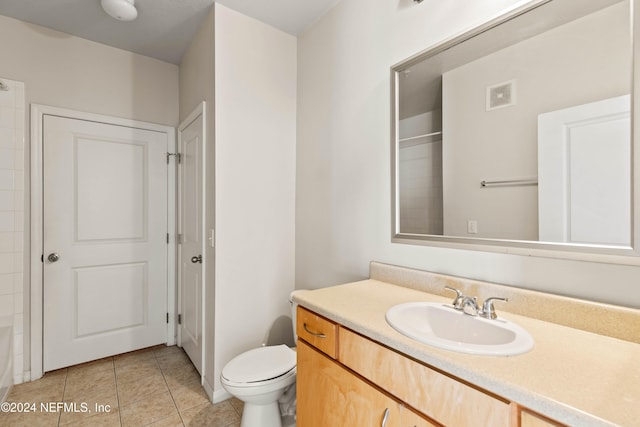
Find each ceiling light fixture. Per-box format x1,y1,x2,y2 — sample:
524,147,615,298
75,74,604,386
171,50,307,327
101,0,138,21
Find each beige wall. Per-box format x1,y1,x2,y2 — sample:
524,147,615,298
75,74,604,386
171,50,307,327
179,8,215,124
296,0,640,308
0,14,179,378
178,6,216,396
0,15,179,126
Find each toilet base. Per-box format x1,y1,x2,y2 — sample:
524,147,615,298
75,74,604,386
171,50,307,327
240,401,282,427
282,414,296,427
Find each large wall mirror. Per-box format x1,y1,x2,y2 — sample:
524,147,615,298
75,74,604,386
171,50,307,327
391,0,640,262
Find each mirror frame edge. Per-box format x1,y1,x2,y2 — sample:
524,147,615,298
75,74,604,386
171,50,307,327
390,0,640,267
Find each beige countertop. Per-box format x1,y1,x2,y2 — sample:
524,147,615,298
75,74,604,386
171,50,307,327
293,279,640,427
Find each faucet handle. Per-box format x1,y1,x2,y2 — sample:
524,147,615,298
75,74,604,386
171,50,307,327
444,286,465,309
480,297,508,319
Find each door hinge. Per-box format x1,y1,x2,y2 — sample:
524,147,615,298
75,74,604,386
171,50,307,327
166,312,169,324
41,254,44,263
166,233,170,244
166,152,181,164
178,314,182,325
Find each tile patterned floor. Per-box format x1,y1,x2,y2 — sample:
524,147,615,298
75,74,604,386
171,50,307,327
0,345,243,427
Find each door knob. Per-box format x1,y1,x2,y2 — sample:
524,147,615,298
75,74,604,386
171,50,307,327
47,253,60,263
190,255,202,264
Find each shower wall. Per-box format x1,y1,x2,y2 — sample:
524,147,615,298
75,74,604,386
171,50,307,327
0,77,25,385
398,110,443,235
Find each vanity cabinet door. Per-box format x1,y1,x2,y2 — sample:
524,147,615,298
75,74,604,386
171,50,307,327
520,409,566,427
339,327,511,427
297,340,403,427
401,405,439,427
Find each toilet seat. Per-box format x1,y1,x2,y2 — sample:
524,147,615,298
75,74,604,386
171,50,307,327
222,344,296,385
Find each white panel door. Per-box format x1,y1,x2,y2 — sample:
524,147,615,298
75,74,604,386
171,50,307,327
538,95,631,246
43,115,168,371
178,104,205,375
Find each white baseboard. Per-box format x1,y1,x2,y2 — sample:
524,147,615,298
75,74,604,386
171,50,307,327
203,377,232,404
202,377,214,402
212,388,232,404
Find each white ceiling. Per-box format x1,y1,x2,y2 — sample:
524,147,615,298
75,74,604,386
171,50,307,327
0,0,340,65
216,0,341,35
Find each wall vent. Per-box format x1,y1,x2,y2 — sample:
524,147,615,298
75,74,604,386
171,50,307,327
486,80,516,111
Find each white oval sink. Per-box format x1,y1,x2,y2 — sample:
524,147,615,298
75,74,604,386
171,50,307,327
386,302,534,356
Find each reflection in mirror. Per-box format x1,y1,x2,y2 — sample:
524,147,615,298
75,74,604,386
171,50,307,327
393,0,635,254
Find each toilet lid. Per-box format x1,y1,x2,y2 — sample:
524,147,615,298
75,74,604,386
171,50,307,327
222,344,296,383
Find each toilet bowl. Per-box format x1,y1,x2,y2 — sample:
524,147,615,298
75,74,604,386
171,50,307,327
221,291,304,427
221,345,296,427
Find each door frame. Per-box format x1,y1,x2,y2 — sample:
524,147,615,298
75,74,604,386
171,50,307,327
177,101,207,380
30,104,177,381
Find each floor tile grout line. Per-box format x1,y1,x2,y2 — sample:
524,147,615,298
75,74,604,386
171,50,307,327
116,351,168,426
161,348,210,416
155,348,186,426
112,356,123,427
59,357,119,427
57,368,69,427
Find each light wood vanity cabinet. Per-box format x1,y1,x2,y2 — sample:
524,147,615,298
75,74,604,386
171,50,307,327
297,340,436,427
519,410,566,427
297,306,567,427
339,327,511,426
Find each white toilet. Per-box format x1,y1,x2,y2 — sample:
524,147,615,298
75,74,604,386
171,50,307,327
221,291,303,427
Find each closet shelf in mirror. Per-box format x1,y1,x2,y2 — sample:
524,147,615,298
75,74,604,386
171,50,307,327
398,131,442,146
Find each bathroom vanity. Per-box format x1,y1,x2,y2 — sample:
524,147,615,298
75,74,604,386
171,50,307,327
294,0,640,423
294,263,640,427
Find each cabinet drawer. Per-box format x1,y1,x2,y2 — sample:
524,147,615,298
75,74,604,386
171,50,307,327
339,327,511,427
296,306,338,358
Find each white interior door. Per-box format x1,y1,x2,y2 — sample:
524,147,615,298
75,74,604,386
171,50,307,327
538,95,631,246
178,103,206,375
43,115,169,371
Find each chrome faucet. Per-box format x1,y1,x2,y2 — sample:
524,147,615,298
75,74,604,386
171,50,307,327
444,286,508,319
